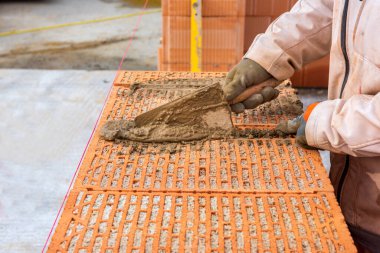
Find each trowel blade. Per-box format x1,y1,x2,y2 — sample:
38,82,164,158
125,82,235,142
124,83,234,141
134,82,233,130
100,82,235,142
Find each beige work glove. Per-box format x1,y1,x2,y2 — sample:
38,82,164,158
223,58,279,113
276,102,320,149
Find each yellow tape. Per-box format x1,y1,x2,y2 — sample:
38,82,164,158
0,9,161,38
190,0,202,72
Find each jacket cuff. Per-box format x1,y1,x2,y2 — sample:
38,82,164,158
305,101,333,149
244,34,296,81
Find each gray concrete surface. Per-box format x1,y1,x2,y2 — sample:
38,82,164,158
0,69,114,252
0,0,162,70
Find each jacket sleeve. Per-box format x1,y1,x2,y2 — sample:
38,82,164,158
306,94,380,157
245,0,334,81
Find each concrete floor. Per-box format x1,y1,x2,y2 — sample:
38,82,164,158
0,0,161,70
0,1,329,252
0,69,115,252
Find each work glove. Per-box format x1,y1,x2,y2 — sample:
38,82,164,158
276,102,320,149
223,58,279,113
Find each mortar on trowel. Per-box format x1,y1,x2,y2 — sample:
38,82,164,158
100,78,281,143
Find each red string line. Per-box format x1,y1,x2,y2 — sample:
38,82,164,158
41,0,150,251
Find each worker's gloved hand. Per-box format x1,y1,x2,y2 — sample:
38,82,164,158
223,58,279,113
276,102,320,149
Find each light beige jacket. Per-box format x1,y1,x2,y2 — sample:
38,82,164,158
246,0,380,243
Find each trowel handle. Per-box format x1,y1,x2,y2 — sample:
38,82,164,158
230,78,282,105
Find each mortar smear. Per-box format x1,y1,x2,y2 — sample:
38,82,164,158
101,83,234,142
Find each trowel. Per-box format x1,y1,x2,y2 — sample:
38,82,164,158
101,78,280,142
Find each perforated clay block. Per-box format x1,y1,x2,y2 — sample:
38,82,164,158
49,191,354,253
75,139,333,194
113,71,302,126
48,72,356,253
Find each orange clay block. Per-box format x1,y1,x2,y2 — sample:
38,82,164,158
162,16,245,65
158,62,237,72
47,72,355,252
157,47,164,71
291,55,330,88
111,72,301,125
246,0,294,17
74,138,334,193
162,0,249,17
49,191,355,252
244,16,273,52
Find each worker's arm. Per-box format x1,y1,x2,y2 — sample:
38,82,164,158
245,0,333,81
306,94,380,157
224,0,334,112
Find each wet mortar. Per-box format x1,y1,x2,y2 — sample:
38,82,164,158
101,82,236,142
101,81,299,143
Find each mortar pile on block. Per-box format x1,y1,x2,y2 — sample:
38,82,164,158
48,71,356,252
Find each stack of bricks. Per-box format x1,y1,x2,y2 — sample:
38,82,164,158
159,0,330,88
159,0,247,72
47,71,355,252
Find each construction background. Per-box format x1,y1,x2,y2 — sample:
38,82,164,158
0,0,345,252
